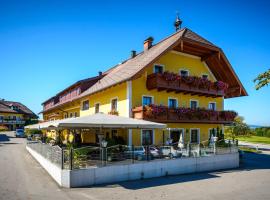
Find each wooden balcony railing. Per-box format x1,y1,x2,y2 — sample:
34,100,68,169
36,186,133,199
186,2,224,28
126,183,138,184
146,72,228,97
132,105,237,124
0,119,25,124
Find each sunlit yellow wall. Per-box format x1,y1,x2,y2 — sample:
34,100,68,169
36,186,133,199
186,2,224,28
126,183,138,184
131,51,224,144
0,113,24,118
43,101,80,121
80,82,128,117
132,51,223,110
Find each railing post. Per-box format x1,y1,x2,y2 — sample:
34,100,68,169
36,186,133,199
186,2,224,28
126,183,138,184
170,144,172,159
61,148,64,170
132,145,135,164
69,148,73,170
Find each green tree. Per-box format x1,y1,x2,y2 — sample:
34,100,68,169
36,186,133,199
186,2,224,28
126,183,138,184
225,116,251,138
254,69,270,90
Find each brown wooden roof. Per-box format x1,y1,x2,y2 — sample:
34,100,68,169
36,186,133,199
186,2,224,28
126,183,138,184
80,28,247,98
0,100,38,118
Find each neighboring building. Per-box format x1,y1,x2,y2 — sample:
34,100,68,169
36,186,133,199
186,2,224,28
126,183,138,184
0,99,38,131
41,19,247,146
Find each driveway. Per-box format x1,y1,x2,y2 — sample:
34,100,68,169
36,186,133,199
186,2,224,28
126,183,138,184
1,131,270,200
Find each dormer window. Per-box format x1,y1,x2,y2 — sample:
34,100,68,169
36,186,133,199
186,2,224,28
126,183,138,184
180,70,189,77
154,65,164,74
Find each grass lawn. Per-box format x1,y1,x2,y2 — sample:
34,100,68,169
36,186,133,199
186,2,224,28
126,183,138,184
236,135,270,145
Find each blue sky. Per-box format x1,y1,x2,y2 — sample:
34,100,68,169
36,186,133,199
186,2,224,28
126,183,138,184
0,0,269,125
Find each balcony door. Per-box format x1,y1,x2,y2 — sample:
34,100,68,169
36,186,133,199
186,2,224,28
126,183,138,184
170,129,184,144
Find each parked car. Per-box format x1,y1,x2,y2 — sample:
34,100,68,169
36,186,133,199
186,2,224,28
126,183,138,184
123,146,146,160
15,129,25,138
159,146,182,158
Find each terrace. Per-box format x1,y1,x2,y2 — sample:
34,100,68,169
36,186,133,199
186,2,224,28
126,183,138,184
25,113,239,188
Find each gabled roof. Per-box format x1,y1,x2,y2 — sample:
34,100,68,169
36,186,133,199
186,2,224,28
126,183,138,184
80,28,247,98
0,100,38,118
80,29,186,97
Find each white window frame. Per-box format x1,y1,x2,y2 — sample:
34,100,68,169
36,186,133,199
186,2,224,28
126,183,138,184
190,128,200,144
141,129,155,145
82,100,89,111
179,69,190,76
153,64,165,73
94,102,100,113
168,97,178,108
110,97,118,111
190,99,199,109
142,95,154,106
208,102,217,111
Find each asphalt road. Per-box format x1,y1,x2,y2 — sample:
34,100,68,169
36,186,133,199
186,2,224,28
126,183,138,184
1,131,270,200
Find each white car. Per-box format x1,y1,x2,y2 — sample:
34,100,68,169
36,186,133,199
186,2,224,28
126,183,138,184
159,146,182,158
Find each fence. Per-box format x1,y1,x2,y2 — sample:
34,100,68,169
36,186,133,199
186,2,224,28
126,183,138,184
27,141,63,168
27,140,238,170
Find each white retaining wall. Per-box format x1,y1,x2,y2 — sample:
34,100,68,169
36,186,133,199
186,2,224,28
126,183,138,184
26,145,239,188
68,153,239,187
26,146,62,185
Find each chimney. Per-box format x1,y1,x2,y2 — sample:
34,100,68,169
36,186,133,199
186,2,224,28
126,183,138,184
98,71,102,76
131,50,136,58
144,37,154,51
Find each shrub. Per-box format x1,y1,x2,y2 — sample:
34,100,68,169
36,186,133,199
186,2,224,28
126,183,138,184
0,125,8,132
25,129,43,136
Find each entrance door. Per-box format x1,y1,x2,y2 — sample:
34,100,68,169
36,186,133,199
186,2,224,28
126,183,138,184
171,131,180,144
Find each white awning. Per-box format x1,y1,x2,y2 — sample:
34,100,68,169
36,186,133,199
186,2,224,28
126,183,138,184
25,113,166,130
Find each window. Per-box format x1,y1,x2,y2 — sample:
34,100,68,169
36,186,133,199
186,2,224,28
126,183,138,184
111,130,117,138
64,113,68,119
142,96,153,106
168,98,177,108
209,102,216,111
190,129,199,143
142,130,153,145
74,112,78,117
13,116,16,120
190,100,198,109
82,100,89,110
69,113,73,118
154,65,164,73
180,70,189,77
111,98,118,111
0,116,3,120
95,103,100,113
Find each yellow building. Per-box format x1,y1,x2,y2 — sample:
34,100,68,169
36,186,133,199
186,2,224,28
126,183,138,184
0,99,38,131
42,23,247,146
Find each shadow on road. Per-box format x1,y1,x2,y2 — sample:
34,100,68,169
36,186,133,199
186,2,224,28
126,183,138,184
241,152,270,170
84,172,220,190
0,134,11,142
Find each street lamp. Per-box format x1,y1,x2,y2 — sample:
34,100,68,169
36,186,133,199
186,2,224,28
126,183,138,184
101,139,108,166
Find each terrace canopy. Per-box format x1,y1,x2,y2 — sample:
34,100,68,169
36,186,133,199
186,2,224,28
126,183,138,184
25,113,166,130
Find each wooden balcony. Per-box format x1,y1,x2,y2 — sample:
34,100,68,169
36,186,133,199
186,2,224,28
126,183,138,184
0,119,25,124
146,73,228,97
132,105,236,124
